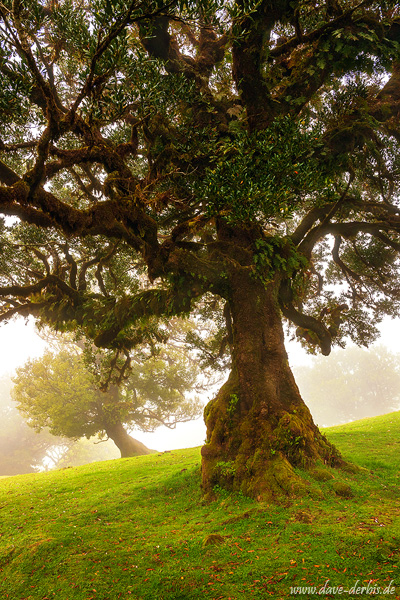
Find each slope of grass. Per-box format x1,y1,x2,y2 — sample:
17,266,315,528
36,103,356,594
0,413,399,599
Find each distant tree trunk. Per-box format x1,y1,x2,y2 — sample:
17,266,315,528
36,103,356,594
105,421,153,458
201,261,347,501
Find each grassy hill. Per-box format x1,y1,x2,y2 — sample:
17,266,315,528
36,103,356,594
0,412,399,599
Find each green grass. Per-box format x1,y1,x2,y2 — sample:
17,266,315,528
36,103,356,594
0,413,400,599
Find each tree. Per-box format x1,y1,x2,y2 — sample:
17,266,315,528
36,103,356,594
12,343,202,457
1,0,400,499
0,375,74,474
295,346,400,427
56,437,120,468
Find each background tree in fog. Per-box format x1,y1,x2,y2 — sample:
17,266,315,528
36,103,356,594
0,374,72,474
0,374,119,474
295,346,400,427
2,0,400,498
12,334,203,457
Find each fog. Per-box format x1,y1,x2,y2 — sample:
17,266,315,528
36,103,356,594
1,315,400,454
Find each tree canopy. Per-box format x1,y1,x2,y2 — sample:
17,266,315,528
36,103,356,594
0,373,121,474
1,0,400,499
12,336,202,457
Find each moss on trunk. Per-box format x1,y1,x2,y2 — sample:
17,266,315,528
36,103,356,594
201,270,347,502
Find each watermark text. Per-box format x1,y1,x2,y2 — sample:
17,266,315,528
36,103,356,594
290,580,396,596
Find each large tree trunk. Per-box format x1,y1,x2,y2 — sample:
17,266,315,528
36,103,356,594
201,267,346,501
105,421,154,458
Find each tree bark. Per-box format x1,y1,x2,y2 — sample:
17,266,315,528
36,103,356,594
105,421,154,458
201,267,347,501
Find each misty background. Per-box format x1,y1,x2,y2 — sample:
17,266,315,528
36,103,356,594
1,315,400,475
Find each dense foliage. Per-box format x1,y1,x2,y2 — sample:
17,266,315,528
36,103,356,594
1,0,400,496
12,340,202,455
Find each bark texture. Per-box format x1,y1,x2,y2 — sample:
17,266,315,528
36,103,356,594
105,421,153,458
1,1,396,502
201,268,346,501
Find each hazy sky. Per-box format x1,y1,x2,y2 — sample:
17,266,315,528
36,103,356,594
2,315,400,451
0,318,48,376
